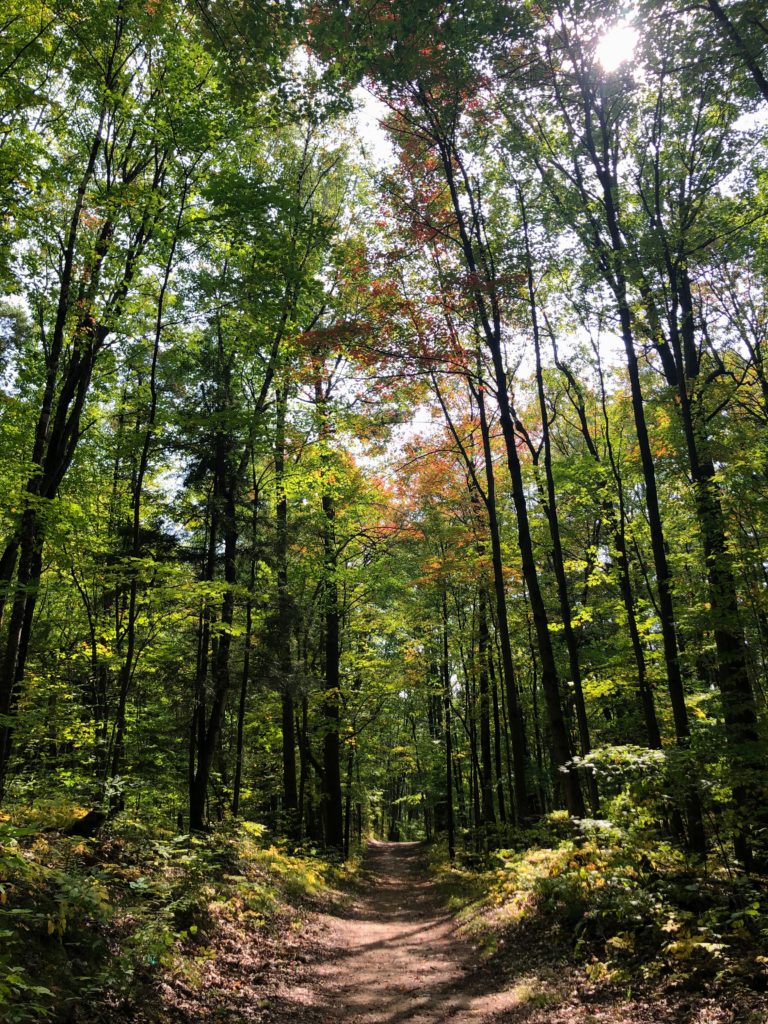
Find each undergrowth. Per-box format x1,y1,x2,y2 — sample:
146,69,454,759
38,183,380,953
0,808,347,1023
429,812,768,1002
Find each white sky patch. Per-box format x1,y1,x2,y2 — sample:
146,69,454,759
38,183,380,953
596,22,638,72
352,85,396,170
352,402,437,477
732,105,768,133
719,106,768,195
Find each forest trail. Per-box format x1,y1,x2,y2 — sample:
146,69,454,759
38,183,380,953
277,840,522,1024
158,839,753,1024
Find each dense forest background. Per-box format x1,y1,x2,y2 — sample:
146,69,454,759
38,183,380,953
1,0,768,1019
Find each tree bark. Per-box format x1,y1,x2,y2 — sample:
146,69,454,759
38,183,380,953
316,376,344,851
442,590,456,862
418,107,584,817
477,587,496,829
519,190,599,812
275,385,298,822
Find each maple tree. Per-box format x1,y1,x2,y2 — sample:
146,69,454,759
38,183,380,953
1,0,768,1016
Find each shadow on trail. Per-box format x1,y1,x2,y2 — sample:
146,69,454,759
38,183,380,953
263,839,579,1024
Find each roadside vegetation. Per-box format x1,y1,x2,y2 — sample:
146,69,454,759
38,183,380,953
1,0,768,1020
0,812,348,1023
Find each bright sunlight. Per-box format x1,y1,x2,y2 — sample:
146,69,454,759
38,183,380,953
596,22,639,71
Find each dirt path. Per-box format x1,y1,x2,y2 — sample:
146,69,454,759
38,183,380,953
271,840,522,1024
156,839,762,1024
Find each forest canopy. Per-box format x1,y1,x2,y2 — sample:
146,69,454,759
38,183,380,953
1,0,768,1014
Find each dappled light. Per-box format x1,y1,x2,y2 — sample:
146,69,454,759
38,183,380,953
1,0,767,1021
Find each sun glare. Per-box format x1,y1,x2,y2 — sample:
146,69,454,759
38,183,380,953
596,23,639,72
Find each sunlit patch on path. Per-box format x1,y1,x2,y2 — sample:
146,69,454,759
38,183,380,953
271,840,528,1024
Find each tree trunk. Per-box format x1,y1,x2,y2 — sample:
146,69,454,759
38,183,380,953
316,377,344,851
520,192,598,813
554,85,706,848
109,184,187,793
488,649,507,824
556,325,662,749
477,588,496,829
705,0,768,101
189,369,238,831
476,379,531,820
425,122,584,818
232,592,252,818
671,269,762,865
275,385,298,823
442,590,456,862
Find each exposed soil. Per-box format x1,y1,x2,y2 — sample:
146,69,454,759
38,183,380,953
151,840,768,1024
261,841,767,1024
278,839,521,1023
